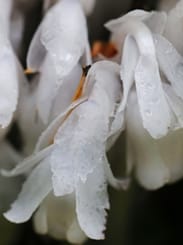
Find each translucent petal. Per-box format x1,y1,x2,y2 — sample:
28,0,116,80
4,158,52,223
135,54,171,138
50,64,82,120
155,34,183,100
79,0,96,15
34,193,87,243
36,54,59,124
84,61,121,107
2,145,53,177
37,58,82,124
104,156,130,190
0,46,18,127
33,204,48,235
26,24,46,71
41,0,88,77
51,100,109,196
35,97,87,153
163,83,183,128
66,219,87,244
118,36,139,112
163,0,183,55
105,9,167,34
126,90,170,189
76,162,109,240
158,129,183,183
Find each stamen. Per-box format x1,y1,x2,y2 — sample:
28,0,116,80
24,68,39,81
72,66,90,102
24,68,35,75
91,41,118,58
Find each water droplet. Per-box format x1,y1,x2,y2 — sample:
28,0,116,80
144,109,152,116
147,82,154,90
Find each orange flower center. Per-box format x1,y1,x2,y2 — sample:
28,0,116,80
91,41,118,58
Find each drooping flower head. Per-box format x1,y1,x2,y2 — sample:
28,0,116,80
105,6,183,189
4,61,128,242
26,0,91,124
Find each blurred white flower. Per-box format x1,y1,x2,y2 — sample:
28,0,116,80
79,0,96,15
105,8,183,189
26,0,91,124
0,0,26,135
4,61,128,241
163,0,183,55
18,62,84,155
33,193,87,244
44,0,96,15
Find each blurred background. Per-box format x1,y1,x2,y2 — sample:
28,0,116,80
3,0,183,244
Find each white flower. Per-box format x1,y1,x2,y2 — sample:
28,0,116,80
4,61,127,241
33,193,87,244
26,0,91,124
105,8,183,189
0,0,26,133
163,0,183,55
44,0,96,15
17,62,85,155
79,0,96,15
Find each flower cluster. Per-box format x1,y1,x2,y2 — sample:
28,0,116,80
1,0,183,244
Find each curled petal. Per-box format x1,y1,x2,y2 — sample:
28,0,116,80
105,9,167,35
27,24,46,72
104,156,130,190
118,36,139,112
2,145,53,177
135,54,171,138
4,158,52,223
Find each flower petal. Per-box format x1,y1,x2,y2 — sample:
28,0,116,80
4,157,52,223
51,100,108,196
0,46,18,127
163,83,183,128
79,0,96,15
135,54,171,138
51,91,108,195
105,9,167,35
126,90,170,189
158,129,183,183
37,57,82,124
35,97,87,153
118,36,139,112
104,156,130,190
76,162,109,240
2,145,53,177
155,34,183,100
41,0,88,76
163,0,183,55
26,24,46,72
